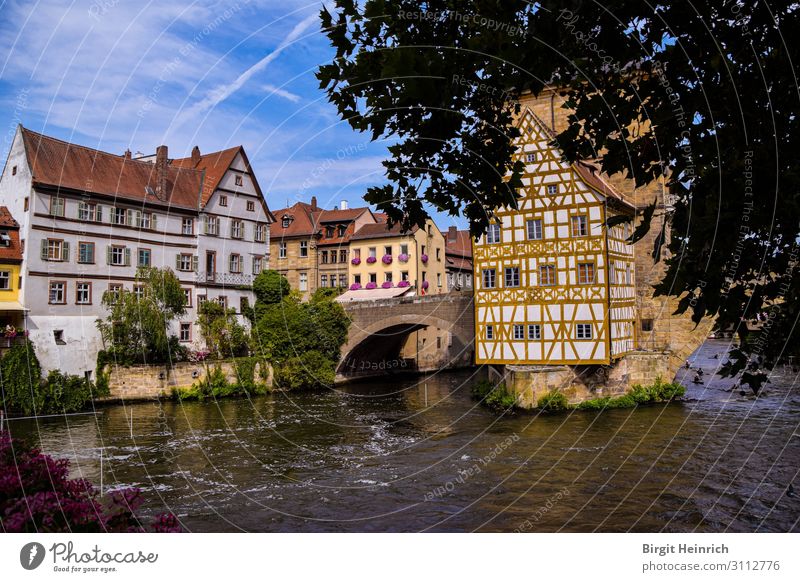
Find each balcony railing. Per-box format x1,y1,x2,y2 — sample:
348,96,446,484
195,272,254,287
0,336,27,349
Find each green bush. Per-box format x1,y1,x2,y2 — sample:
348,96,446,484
40,371,95,413
537,390,570,411
0,340,43,415
273,351,335,391
472,380,516,411
571,377,686,411
174,359,272,401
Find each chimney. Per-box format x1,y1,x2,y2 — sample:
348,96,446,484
191,145,201,165
123,149,131,160
155,145,168,199
311,196,318,211
340,200,348,210
448,226,458,242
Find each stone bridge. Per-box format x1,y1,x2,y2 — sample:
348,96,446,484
337,292,474,380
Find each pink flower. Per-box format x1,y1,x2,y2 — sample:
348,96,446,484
366,256,377,264
382,254,393,264
398,253,410,263
351,257,361,265
349,282,362,290
365,281,377,289
397,280,411,288
420,254,429,263
421,280,429,289
381,281,393,288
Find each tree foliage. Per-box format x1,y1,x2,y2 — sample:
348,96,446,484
318,1,800,386
253,270,290,308
96,267,187,365
0,340,42,415
197,301,249,359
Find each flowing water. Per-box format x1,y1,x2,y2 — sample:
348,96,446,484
7,341,800,532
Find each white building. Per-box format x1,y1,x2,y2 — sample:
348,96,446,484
0,126,274,376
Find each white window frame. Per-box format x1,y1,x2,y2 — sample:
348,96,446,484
526,219,542,240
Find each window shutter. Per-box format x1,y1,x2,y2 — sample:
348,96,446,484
124,247,131,266
106,246,112,265
175,254,181,270
202,215,208,234
151,214,158,231
192,256,199,272
127,209,134,226
95,205,103,222
77,201,85,218
40,239,48,260
62,242,69,262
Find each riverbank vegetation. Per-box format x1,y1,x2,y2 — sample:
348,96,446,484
0,430,179,532
536,377,686,412
471,380,517,411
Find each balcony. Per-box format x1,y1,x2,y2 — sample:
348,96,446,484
195,272,254,287
0,335,27,350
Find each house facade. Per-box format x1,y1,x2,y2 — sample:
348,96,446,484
0,206,25,348
444,226,473,291
316,203,378,290
348,219,447,295
0,126,273,376
473,108,636,366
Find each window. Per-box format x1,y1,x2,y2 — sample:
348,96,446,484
384,245,392,256
281,216,291,228
11,165,16,176
321,251,328,264
176,253,196,272
230,220,244,239
400,244,408,255
339,274,347,287
626,265,632,284
23,197,29,211
299,272,308,291
78,242,95,264
235,175,243,187
240,297,249,313
427,224,433,236
513,325,524,340
354,274,361,284
482,268,496,288
204,216,220,235
576,323,593,340
325,226,334,238
369,273,377,283
183,288,192,307
112,207,127,225
526,219,542,240
578,262,595,284
279,242,287,259
401,271,409,281
41,239,68,262
138,248,151,267
229,254,242,273
107,284,123,303
75,282,92,305
108,245,130,266
330,250,337,263
255,223,267,242
436,248,441,261
134,212,154,230
504,267,520,287
133,285,145,300
247,200,255,212
641,319,654,332
299,241,308,257
540,264,556,286
354,249,361,259
179,323,191,342
437,273,442,287
219,195,228,207
340,249,347,263
49,196,65,217
528,324,541,340
368,247,376,259
0,271,10,290
547,184,558,195
338,225,346,237
217,296,228,309
385,272,393,283
182,217,194,235
571,215,588,237
197,294,207,306
53,330,65,345
525,152,536,163
252,256,263,275
49,281,66,304
78,202,102,222
321,274,328,287
486,223,500,244
486,325,494,340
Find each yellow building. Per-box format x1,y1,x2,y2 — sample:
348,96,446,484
0,206,26,346
473,107,636,365
347,219,446,297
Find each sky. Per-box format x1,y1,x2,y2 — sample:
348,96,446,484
0,0,467,229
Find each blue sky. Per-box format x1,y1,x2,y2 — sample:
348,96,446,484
0,0,466,229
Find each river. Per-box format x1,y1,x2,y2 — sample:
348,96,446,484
6,341,800,532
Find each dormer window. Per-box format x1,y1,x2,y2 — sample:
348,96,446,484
0,231,10,247
282,215,291,228
326,225,334,238
338,225,346,237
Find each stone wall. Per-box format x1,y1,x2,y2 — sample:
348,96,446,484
100,360,272,401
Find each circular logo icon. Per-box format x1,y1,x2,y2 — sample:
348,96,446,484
20,542,46,570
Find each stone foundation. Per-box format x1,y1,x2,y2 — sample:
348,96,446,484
503,351,675,409
100,360,273,401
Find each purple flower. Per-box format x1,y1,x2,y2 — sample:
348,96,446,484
366,256,377,264
365,281,377,289
381,281,393,288
382,254,393,264
420,254,429,263
351,257,361,265
397,280,411,288
421,280,429,289
349,282,362,290
398,253,410,263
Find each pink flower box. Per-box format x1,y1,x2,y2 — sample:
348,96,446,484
397,280,411,288
398,253,410,263
351,257,361,265
381,281,393,288
421,280,429,290
365,281,377,289
420,254,429,263
382,254,393,264
366,256,377,264
350,282,362,290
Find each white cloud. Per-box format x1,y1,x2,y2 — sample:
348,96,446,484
261,84,302,103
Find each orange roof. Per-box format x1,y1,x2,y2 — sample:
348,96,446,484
350,221,419,241
272,201,317,239
0,206,22,263
20,127,204,210
172,146,239,205
445,229,473,258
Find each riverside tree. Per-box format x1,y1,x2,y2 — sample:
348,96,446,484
96,267,187,364
317,0,800,388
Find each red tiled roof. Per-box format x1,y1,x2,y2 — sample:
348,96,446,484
445,229,473,258
20,127,204,210
350,221,419,241
0,206,22,262
172,146,239,205
446,255,472,271
271,201,317,239
317,208,368,223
